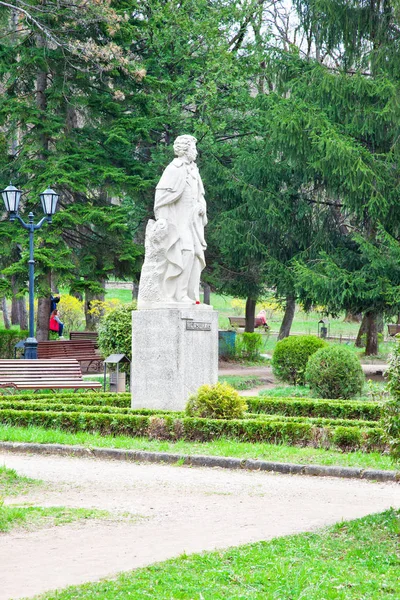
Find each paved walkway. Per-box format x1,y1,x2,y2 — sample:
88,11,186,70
0,452,399,600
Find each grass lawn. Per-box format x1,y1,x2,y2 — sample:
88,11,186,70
0,465,109,533
0,425,396,471
0,464,42,496
34,509,400,599
0,504,109,533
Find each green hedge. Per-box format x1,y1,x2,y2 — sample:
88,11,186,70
0,401,377,429
245,412,378,429
247,397,381,421
0,329,28,359
0,401,180,416
1,392,131,408
0,408,385,451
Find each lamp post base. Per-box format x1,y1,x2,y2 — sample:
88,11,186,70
24,337,38,360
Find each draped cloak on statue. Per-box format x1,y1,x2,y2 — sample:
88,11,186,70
154,157,207,301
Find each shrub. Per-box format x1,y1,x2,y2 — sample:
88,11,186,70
305,345,364,399
58,295,85,332
272,335,326,385
382,344,400,462
185,382,247,419
332,426,363,451
236,332,263,360
98,302,136,360
0,328,28,359
247,397,381,421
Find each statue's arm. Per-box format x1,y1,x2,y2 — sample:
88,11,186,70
154,161,185,218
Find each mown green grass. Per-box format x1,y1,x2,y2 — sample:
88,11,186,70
0,424,396,470
0,465,110,533
35,509,400,599
0,465,41,497
0,503,110,533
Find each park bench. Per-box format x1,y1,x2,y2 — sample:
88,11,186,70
0,359,102,392
38,339,103,372
387,324,400,336
228,316,270,330
69,331,99,344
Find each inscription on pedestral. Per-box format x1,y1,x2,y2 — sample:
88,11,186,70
186,321,211,331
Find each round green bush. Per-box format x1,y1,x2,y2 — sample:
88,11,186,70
271,335,327,385
305,345,364,399
98,302,136,360
382,344,400,462
185,382,247,419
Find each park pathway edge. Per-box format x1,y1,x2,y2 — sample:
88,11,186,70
0,441,398,482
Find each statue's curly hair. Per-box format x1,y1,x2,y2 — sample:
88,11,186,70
173,135,197,156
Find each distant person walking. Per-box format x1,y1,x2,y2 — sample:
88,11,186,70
49,309,64,338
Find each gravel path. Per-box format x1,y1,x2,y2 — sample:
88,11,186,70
0,452,399,600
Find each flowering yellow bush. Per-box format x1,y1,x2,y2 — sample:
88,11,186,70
231,298,245,315
87,299,121,327
58,295,85,332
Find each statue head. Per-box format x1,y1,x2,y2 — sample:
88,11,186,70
173,135,197,162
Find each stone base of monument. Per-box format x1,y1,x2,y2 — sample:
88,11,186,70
131,307,218,411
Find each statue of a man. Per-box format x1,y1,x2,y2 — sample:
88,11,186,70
138,135,207,308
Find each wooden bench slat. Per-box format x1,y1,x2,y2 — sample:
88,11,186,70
0,359,102,392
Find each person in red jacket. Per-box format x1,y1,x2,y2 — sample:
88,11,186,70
49,310,64,338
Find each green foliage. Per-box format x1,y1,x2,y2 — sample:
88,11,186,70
97,302,136,360
0,329,28,359
0,404,384,451
305,345,365,399
382,343,400,461
185,382,247,420
31,510,400,600
236,332,263,360
247,397,381,421
272,335,326,385
332,427,363,451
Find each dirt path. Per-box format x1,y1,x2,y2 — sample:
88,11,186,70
0,453,399,600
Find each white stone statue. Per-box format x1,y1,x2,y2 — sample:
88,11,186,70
138,135,208,308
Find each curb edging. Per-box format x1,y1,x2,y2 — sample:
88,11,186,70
0,441,398,482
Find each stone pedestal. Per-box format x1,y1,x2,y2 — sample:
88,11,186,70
131,307,218,411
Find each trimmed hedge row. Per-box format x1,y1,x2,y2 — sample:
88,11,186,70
2,392,131,407
0,401,378,430
0,401,178,416
0,408,385,451
4,393,381,422
247,397,381,421
245,413,378,429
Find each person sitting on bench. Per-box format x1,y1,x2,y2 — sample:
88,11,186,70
49,310,65,338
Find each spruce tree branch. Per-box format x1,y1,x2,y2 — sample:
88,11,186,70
0,1,63,47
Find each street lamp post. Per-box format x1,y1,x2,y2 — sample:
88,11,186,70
1,185,59,359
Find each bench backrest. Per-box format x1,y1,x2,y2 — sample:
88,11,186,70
69,331,98,342
228,316,268,328
388,324,400,335
38,340,99,359
0,359,84,381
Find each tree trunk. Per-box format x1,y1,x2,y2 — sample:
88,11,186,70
245,297,256,333
132,282,138,301
202,283,211,305
85,281,106,331
365,311,379,356
11,276,28,329
18,297,28,330
278,296,296,340
355,314,368,348
36,297,51,341
36,271,52,341
343,310,362,323
1,298,11,329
